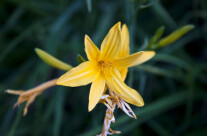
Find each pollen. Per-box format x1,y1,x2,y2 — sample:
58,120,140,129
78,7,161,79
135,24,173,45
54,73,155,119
98,60,112,71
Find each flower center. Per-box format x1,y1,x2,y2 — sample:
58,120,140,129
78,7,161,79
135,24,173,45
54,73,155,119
98,60,112,71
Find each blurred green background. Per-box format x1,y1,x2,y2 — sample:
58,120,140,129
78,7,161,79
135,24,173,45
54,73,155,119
0,0,207,135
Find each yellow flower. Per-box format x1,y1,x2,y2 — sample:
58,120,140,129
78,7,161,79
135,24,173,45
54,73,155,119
57,22,155,111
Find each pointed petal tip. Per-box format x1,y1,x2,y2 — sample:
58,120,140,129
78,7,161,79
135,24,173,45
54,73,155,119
149,51,156,58
138,97,145,107
115,22,121,30
84,34,89,39
142,51,156,58
136,94,145,107
56,79,66,86
122,24,128,29
88,105,94,112
84,35,90,43
84,35,93,43
23,109,27,116
56,78,63,85
140,101,145,107
134,99,144,107
150,51,156,55
56,71,80,86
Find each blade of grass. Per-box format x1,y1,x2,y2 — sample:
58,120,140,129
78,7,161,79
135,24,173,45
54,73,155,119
0,107,15,136
7,106,23,136
50,1,81,34
136,65,183,79
53,87,65,136
147,120,170,136
128,11,137,87
5,0,57,16
151,1,177,29
86,0,92,12
92,7,116,44
152,54,189,69
176,66,198,135
0,22,42,64
1,7,24,33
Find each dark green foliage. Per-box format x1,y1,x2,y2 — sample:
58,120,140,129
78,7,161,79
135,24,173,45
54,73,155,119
0,0,207,136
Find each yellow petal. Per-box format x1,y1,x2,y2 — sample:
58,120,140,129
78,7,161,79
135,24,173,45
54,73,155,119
84,35,100,62
88,74,105,111
100,22,121,60
57,61,99,87
104,68,144,107
120,68,128,81
118,24,130,57
111,51,155,68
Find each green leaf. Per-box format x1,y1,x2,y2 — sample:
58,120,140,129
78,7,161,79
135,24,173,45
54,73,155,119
35,48,72,71
158,25,195,47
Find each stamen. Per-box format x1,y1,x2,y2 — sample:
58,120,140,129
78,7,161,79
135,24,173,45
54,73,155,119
98,61,113,71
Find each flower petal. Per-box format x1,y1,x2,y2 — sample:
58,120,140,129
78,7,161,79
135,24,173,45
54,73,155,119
88,74,105,111
104,68,144,107
120,68,128,81
84,35,100,62
100,22,121,60
57,61,99,87
111,51,155,68
118,24,130,58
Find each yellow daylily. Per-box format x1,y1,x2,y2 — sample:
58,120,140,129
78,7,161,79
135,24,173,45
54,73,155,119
57,22,155,111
